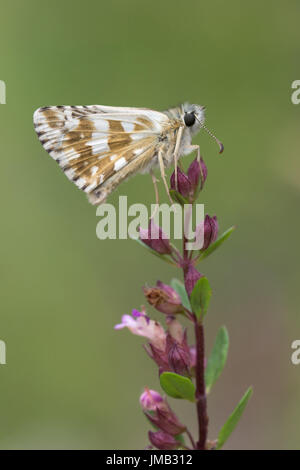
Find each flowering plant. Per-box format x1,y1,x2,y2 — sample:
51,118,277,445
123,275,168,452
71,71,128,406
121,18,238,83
115,157,252,450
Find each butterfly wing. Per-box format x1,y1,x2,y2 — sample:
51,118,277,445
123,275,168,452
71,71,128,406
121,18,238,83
33,105,170,204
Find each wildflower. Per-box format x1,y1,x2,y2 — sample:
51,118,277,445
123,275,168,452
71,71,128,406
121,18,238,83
115,308,166,351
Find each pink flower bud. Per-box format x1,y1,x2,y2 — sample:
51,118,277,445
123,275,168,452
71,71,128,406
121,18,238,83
139,388,164,411
170,168,192,198
145,342,169,373
148,430,181,450
146,407,186,435
188,157,207,190
199,157,208,188
139,220,172,255
194,214,218,251
166,317,184,343
202,215,218,251
187,158,202,190
184,264,203,296
167,335,191,376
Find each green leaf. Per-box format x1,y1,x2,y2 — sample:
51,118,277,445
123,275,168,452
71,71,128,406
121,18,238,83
190,277,212,320
205,326,229,393
160,372,196,402
175,433,186,446
170,189,189,206
134,238,176,267
217,387,253,449
196,226,235,263
171,278,192,311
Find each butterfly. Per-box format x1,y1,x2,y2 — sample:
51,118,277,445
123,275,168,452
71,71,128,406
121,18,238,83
33,103,223,205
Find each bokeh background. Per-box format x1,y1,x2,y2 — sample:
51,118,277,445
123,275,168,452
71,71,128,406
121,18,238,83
0,0,299,450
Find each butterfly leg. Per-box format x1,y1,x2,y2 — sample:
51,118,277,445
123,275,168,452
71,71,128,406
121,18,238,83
173,126,184,191
187,144,201,162
158,150,173,204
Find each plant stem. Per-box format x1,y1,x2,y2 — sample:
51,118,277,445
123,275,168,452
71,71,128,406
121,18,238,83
186,428,196,449
194,319,208,450
182,205,208,450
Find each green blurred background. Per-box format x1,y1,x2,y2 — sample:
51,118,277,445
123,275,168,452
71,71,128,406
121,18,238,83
0,0,299,450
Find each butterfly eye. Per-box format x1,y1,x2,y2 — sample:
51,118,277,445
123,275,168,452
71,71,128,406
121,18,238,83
184,112,196,127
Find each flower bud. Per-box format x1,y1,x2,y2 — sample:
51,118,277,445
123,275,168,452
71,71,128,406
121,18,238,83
146,406,186,435
166,334,191,376
188,157,207,190
143,281,183,315
187,158,200,190
148,430,180,450
202,215,218,251
184,264,203,296
139,388,164,411
145,342,169,373
170,168,192,198
139,220,172,255
166,317,184,343
199,157,208,188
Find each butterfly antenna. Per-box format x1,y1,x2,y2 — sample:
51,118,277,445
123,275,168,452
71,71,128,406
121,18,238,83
202,124,224,154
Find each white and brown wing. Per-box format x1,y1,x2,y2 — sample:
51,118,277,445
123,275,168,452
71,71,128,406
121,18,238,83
33,105,170,204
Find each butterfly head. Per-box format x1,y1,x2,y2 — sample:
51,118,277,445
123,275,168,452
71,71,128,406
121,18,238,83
182,103,223,154
182,103,205,134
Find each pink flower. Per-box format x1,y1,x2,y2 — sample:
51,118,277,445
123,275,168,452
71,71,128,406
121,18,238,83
115,309,166,351
140,388,164,411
